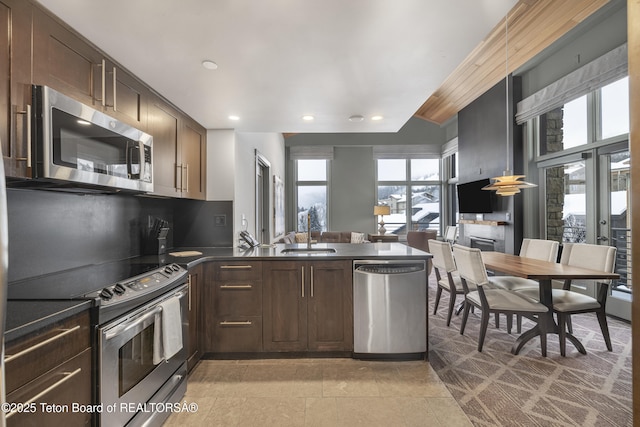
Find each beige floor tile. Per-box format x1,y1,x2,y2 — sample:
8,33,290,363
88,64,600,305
163,396,216,426
424,397,474,427
235,397,306,426
322,364,381,397
304,397,338,427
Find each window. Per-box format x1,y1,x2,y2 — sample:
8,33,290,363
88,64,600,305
296,159,328,232
600,76,629,140
539,95,588,156
376,158,440,236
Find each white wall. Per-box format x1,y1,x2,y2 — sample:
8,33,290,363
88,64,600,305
206,129,285,245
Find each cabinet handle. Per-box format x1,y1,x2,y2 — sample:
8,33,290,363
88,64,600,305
220,265,252,270
219,320,253,326
310,266,314,298
101,59,106,107
4,326,81,363
175,164,183,191
220,284,253,289
184,164,189,193
188,274,192,311
5,368,82,419
112,66,117,111
301,266,305,298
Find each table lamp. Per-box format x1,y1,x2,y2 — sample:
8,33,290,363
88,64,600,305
374,205,391,235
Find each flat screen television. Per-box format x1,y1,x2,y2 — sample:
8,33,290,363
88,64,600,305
457,178,493,213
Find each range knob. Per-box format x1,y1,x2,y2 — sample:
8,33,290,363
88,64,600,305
113,283,126,295
171,264,180,272
100,287,114,301
164,266,173,274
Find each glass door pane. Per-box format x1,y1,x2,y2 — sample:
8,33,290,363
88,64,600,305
600,149,631,320
544,160,586,243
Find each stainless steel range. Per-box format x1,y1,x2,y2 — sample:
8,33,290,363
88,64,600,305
8,261,189,427
93,264,188,427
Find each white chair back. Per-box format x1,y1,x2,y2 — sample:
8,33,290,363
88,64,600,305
452,244,489,287
560,243,617,283
444,226,457,244
520,238,559,262
429,240,456,273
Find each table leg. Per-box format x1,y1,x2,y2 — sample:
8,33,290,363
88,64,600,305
510,279,586,355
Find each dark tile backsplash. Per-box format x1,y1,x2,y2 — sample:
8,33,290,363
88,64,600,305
7,188,233,282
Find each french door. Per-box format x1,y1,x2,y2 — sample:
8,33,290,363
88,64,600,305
540,142,630,321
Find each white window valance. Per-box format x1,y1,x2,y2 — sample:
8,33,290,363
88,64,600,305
289,146,334,160
516,43,627,124
441,137,458,158
373,145,441,159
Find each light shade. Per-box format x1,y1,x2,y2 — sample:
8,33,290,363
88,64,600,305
374,205,391,216
482,172,537,197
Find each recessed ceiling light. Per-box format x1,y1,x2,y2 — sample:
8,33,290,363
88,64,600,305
228,115,240,121
202,60,218,70
349,115,364,122
302,115,314,121
371,115,384,121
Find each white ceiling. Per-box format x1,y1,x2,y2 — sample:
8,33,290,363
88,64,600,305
35,0,517,133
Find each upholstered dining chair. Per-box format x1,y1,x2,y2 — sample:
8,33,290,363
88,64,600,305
452,244,549,355
444,226,457,245
406,230,437,276
517,242,617,356
430,239,468,326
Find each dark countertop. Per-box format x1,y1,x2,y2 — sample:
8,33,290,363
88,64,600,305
5,299,92,343
159,242,432,269
6,242,430,340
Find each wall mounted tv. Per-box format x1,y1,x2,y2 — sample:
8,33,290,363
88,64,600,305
457,178,494,213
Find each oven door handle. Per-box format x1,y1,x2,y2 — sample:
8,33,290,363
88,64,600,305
104,290,187,341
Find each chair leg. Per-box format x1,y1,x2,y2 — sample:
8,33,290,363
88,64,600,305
566,315,573,334
478,310,490,352
433,286,443,315
596,309,613,351
494,313,500,329
446,291,456,326
506,314,513,334
558,313,567,357
460,302,471,335
517,315,522,334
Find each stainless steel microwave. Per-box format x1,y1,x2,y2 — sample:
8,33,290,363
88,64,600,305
30,85,153,192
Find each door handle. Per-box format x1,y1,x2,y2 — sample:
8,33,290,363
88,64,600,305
596,236,609,242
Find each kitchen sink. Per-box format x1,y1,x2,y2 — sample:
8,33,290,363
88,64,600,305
280,248,337,254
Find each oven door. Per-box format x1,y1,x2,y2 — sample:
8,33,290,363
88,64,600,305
98,284,188,427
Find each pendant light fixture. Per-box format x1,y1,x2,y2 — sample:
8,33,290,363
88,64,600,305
482,11,536,197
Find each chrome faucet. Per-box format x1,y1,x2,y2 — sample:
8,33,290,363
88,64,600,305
307,213,312,248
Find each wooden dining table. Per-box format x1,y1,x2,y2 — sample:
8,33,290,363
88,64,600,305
480,251,620,355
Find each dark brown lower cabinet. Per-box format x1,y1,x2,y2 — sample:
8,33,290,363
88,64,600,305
187,264,204,371
4,310,92,426
263,260,353,352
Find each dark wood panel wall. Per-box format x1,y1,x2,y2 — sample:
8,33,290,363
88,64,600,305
457,75,524,255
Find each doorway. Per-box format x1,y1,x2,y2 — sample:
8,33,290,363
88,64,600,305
256,151,271,244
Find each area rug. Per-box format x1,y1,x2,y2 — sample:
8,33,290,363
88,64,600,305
427,276,633,427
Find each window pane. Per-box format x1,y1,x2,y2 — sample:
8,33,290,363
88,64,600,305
297,186,327,231
297,159,326,181
411,185,440,231
377,159,406,181
540,96,587,155
377,185,407,235
411,159,440,180
545,160,586,243
601,76,629,139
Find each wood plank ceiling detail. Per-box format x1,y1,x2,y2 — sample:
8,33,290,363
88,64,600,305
414,0,611,125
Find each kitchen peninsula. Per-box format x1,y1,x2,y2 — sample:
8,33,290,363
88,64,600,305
158,242,431,360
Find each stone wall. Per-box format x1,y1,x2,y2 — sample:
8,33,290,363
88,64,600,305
543,107,565,243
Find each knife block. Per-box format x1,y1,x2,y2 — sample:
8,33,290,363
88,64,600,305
143,227,169,255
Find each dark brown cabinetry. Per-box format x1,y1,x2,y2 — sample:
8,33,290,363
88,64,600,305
1,0,33,178
263,260,353,352
4,310,92,426
187,264,204,372
206,261,264,353
148,100,206,199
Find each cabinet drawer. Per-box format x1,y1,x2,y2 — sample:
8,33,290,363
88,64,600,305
215,261,262,281
6,348,92,427
214,280,262,316
212,316,263,352
5,311,90,394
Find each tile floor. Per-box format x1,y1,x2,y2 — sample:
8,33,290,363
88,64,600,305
164,358,472,427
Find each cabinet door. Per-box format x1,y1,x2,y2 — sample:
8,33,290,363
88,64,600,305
148,100,179,197
263,261,308,351
103,59,148,130
179,120,206,200
187,264,203,372
307,260,354,351
32,6,102,106
1,0,32,178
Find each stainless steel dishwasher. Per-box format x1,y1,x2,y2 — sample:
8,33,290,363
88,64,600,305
353,259,427,359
